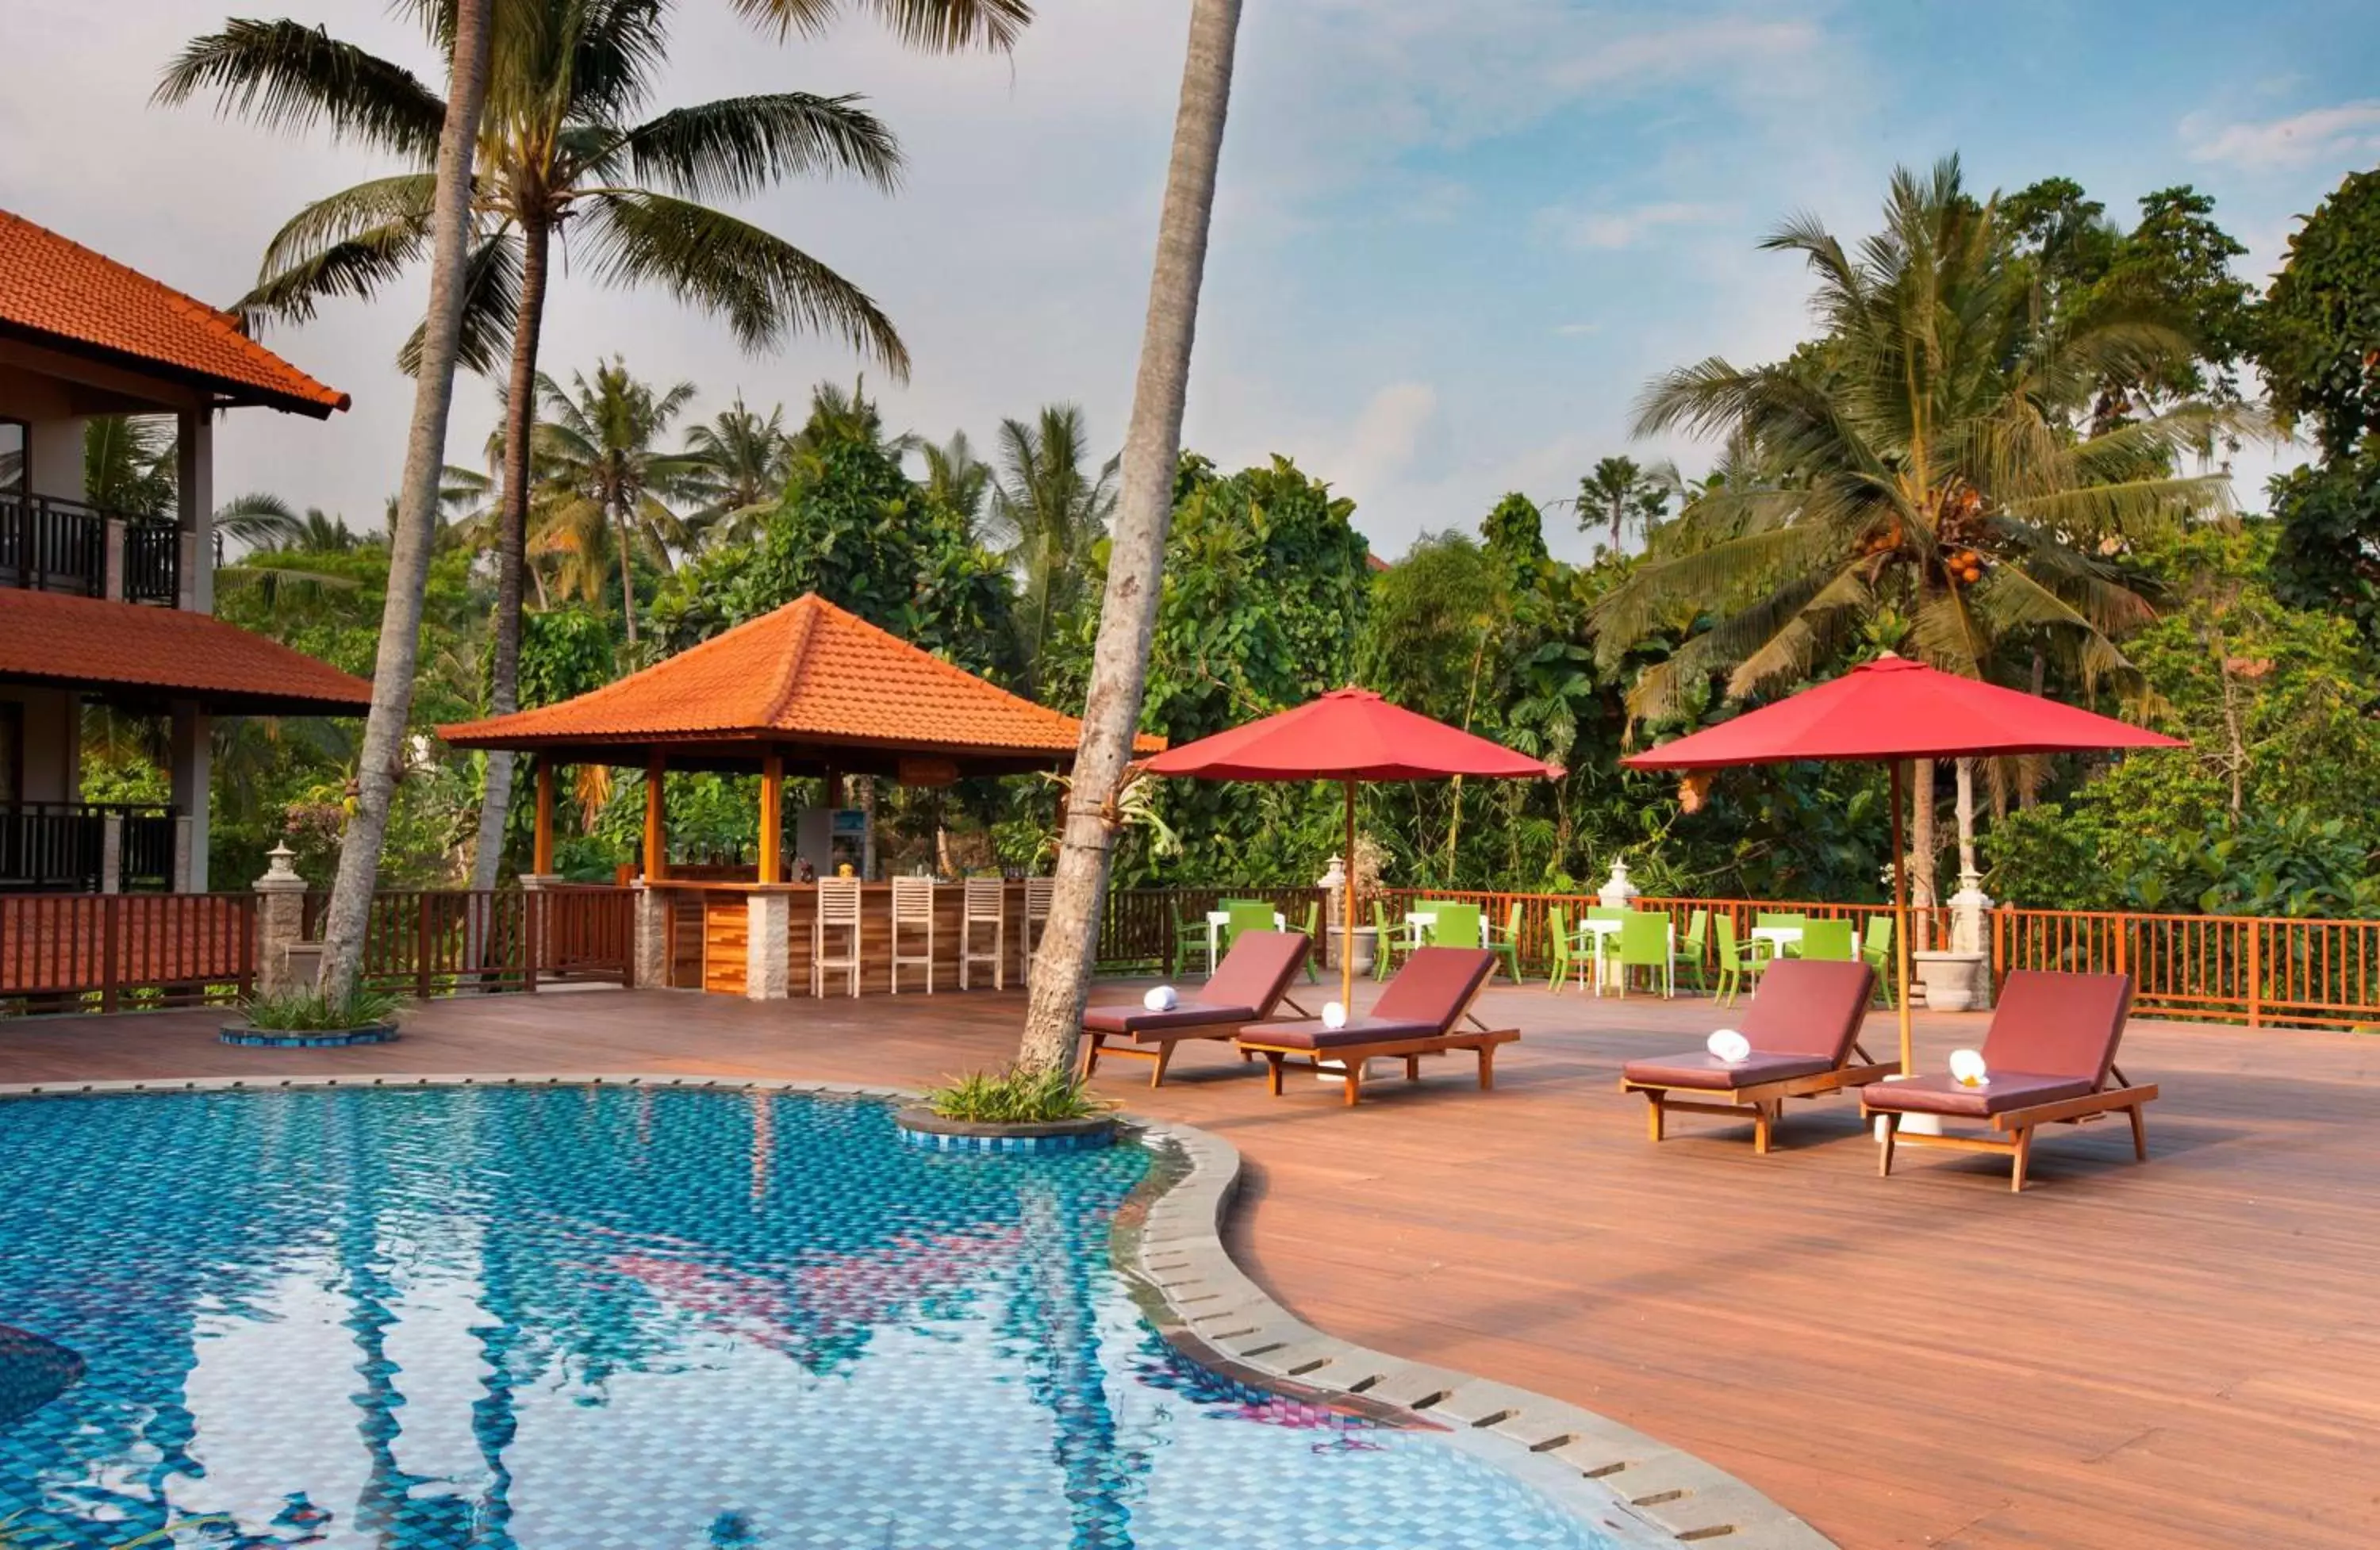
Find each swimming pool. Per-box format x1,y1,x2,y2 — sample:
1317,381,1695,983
0,1086,1632,1548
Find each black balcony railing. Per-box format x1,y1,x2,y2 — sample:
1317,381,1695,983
0,803,178,892
0,492,180,604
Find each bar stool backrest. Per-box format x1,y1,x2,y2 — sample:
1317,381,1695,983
963,877,1004,916
818,878,862,926
891,876,935,921
1024,877,1056,920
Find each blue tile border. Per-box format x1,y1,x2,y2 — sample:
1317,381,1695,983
217,1024,400,1049
0,1069,1833,1549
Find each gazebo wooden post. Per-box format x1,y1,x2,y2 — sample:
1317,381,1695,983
644,750,668,882
531,759,557,877
758,751,784,884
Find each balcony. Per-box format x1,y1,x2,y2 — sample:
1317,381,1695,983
0,492,180,605
0,802,178,892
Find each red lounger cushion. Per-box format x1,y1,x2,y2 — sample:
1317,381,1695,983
1864,1072,2094,1118
1370,946,1499,1027
1622,1052,1839,1091
1242,1018,1446,1050
1083,1002,1261,1037
1622,957,1875,1089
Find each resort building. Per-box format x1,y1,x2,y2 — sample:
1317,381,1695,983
0,208,369,892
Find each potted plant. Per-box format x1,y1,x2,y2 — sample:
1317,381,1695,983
221,986,405,1048
896,1066,1117,1152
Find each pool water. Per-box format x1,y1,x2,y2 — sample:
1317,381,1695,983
0,1088,1621,1549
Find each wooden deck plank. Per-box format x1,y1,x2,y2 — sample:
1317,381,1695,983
1,977,2372,1549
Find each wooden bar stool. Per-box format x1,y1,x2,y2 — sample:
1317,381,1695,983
960,877,1005,990
812,878,862,997
889,876,935,994
1021,877,1056,985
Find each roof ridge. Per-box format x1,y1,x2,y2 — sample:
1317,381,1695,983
0,206,347,412
756,595,823,729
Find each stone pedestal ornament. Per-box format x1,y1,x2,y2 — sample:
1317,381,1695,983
1910,950,1990,1013
1317,854,1345,967
252,843,310,998
1597,859,1641,910
632,882,671,989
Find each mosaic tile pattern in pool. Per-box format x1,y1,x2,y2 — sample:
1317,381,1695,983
0,1087,1622,1549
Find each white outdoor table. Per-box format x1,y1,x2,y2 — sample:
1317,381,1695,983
1572,917,1673,996
1403,911,1438,950
1204,908,1286,973
1751,924,1803,959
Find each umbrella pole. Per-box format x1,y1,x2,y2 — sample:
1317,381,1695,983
1891,759,1914,1076
1342,781,1357,1010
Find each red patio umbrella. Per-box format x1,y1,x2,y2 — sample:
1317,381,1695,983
1145,687,1561,1007
1622,654,2185,1072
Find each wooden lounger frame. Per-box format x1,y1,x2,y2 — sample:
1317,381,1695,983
1236,1009,1518,1108
1081,997,1311,1088
1622,1042,1896,1155
1864,1065,2159,1192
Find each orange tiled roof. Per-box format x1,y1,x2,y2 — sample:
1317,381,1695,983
0,208,347,417
0,589,371,715
441,594,1162,762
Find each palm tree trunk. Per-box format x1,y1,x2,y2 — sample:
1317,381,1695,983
614,501,640,649
1015,0,1243,1074
1910,756,1937,949
1954,757,1978,878
467,215,554,895
316,0,494,1004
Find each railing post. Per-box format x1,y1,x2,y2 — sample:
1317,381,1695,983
416,894,433,1001
523,890,541,994
2241,918,2260,1028
251,843,309,998
99,896,121,1015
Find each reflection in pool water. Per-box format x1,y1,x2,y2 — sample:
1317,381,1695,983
0,1088,1618,1548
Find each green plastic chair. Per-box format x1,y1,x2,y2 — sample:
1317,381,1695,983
1578,906,1631,992
1372,899,1416,981
1676,908,1711,993
1488,902,1524,984
1423,901,1484,950
1546,904,1576,992
1222,900,1276,956
1299,900,1322,983
1169,900,1212,978
1799,919,1857,961
1612,911,1673,998
1861,914,1898,1008
1712,915,1772,1008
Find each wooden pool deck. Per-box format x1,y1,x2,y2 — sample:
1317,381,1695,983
2,979,2371,1549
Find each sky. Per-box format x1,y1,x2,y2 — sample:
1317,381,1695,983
5,0,2379,566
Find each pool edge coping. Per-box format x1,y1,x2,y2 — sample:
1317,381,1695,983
0,1071,1836,1549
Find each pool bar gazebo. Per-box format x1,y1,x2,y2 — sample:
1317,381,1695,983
440,595,1160,996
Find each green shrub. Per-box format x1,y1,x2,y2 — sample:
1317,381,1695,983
239,985,406,1032
923,1066,1109,1125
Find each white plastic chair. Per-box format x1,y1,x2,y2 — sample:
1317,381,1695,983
812,878,862,998
960,877,1005,990
889,876,935,994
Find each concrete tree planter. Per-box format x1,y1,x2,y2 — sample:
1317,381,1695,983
1910,950,1990,1013
893,1108,1118,1154
1347,925,1378,977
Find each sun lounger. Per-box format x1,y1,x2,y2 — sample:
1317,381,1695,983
1081,930,1312,1087
1234,946,1517,1107
1621,959,1887,1153
1861,970,2155,1191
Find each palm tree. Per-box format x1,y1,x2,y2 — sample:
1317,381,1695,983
985,406,1118,697
1576,455,1670,556
1591,156,2237,911
916,429,991,528
1016,0,1244,1075
161,2,931,897
83,416,178,517
530,360,702,650
681,395,794,550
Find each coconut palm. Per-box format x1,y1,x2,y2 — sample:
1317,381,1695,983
916,429,991,528
985,406,1118,698
529,360,703,649
1592,156,2239,908
681,395,794,550
1576,455,1670,557
1015,0,1245,1074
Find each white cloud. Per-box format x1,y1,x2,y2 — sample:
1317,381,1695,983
1539,201,1725,251
1553,322,1603,338
2184,101,2380,169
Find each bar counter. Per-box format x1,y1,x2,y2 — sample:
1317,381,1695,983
639,878,1037,996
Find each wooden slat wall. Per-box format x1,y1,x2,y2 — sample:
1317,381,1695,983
655,882,1046,998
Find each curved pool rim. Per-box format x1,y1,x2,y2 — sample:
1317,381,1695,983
0,1070,1834,1550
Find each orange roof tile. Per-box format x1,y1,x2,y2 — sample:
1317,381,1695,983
0,590,370,715
440,594,1163,766
0,208,347,417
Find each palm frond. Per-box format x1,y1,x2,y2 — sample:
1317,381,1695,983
396,233,523,377
1590,524,1840,669
620,93,903,201
575,191,908,374
155,19,443,158
727,0,1033,52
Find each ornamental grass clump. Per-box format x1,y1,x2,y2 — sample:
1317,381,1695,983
239,985,406,1033
924,1065,1110,1125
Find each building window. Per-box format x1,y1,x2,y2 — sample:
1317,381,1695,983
0,701,20,804
0,416,26,495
